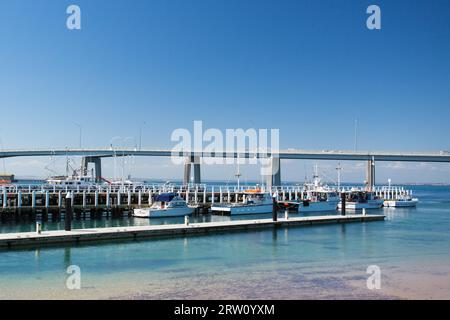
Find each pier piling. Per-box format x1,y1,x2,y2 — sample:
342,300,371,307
341,193,346,216
65,192,73,232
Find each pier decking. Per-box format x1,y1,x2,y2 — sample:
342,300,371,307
0,184,314,220
0,214,385,249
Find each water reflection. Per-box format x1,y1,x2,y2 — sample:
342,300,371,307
64,247,72,269
383,207,413,220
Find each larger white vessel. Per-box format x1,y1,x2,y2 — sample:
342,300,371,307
292,189,340,213
278,167,340,213
211,190,274,215
133,193,194,218
384,197,418,207
45,174,99,188
45,158,102,189
380,180,419,207
338,189,383,210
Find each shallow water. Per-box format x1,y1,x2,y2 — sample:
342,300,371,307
0,185,449,299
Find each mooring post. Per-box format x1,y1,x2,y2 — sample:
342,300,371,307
36,221,42,234
65,191,73,231
284,209,289,220
82,190,86,209
184,215,189,226
272,195,277,222
45,190,49,208
138,190,142,207
341,192,346,216
203,186,206,204
17,190,22,208
31,190,36,209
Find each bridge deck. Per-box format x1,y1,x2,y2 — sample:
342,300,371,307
1,148,450,161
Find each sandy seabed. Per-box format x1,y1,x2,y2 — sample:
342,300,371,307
1,260,449,300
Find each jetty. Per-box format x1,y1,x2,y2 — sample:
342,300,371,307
0,184,314,220
0,214,384,249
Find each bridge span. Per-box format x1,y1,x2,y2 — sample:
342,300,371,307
1,148,450,187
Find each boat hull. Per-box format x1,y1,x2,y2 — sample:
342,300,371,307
211,203,273,215
133,207,194,218
298,200,339,213
338,200,383,210
384,199,418,207
277,200,339,213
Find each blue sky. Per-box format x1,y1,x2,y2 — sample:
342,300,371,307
0,0,449,182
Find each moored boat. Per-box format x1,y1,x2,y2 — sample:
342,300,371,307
45,174,99,189
378,181,419,207
211,189,274,215
384,198,419,207
277,168,339,213
133,193,194,218
338,189,383,210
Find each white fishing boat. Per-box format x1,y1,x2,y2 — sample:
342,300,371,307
380,179,419,207
45,174,99,188
45,158,102,189
288,189,340,213
384,197,419,207
277,168,339,213
338,189,383,210
133,193,194,218
109,179,145,190
211,190,274,215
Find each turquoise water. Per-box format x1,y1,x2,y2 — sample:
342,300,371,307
0,185,449,299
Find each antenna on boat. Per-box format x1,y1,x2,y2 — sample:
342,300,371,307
336,162,343,190
235,153,242,189
312,164,320,187
304,164,308,183
65,153,69,177
354,119,358,152
313,164,319,178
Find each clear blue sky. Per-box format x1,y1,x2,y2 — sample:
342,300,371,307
0,0,449,183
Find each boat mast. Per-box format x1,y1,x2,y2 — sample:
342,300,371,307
235,154,242,189
336,162,342,190
65,154,69,177
313,164,320,187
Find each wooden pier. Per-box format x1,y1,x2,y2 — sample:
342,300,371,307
0,184,307,220
0,183,414,221
0,214,385,249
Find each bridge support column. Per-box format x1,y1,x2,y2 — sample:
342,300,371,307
183,156,201,185
263,157,281,190
81,156,102,182
366,157,375,190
